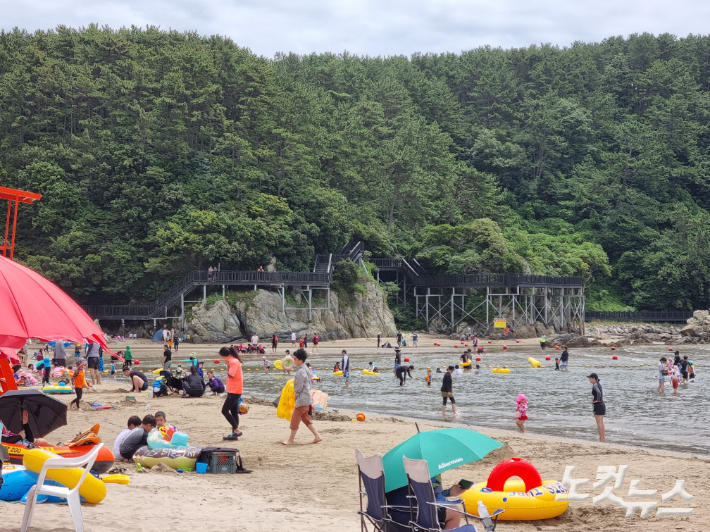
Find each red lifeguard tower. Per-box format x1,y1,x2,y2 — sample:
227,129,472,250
0,186,42,260
0,186,41,393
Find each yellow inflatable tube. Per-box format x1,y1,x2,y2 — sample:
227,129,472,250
23,449,107,504
528,357,541,368
277,378,295,421
362,370,380,375
273,360,283,370
492,368,510,374
462,479,568,521
332,370,343,376
461,360,472,367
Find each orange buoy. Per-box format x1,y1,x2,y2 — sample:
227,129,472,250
545,356,551,361
611,347,616,351
612,355,618,360
404,357,410,363
454,344,459,348
214,359,220,364
503,345,507,350
668,347,673,351
465,343,469,347
487,340,492,344
516,339,520,343
134,360,140,365
555,345,560,350
356,413,366,422
475,357,481,362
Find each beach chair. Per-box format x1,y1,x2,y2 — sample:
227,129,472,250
21,443,104,532
402,457,503,532
355,449,410,532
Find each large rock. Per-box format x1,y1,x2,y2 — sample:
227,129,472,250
186,279,396,343
189,299,243,343
681,310,710,337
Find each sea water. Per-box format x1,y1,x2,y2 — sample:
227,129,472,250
123,344,710,454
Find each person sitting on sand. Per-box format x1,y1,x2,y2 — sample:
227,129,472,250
114,415,141,460
119,414,156,460
1,410,53,447
123,366,149,393
154,411,177,432
206,371,225,395
182,366,206,397
281,348,322,446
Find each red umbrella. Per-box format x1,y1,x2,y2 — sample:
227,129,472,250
0,347,20,365
0,255,110,352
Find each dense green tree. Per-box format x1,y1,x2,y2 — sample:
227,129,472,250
3,27,710,310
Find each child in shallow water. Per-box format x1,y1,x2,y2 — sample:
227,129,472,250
515,394,528,433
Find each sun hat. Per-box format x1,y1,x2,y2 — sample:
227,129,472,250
517,394,526,402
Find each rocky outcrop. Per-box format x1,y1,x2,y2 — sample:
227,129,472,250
189,299,243,343
186,279,396,343
680,310,710,337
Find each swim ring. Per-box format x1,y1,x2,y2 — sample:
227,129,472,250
461,360,472,367
492,368,510,374
23,448,107,504
332,370,343,376
132,446,201,471
43,383,73,394
147,428,189,450
0,464,68,502
273,360,283,370
362,369,380,375
527,357,541,368
276,378,295,421
462,458,568,521
282,357,294,371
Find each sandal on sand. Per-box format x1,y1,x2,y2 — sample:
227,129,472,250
223,433,240,441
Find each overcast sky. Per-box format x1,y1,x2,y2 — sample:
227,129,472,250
5,0,710,58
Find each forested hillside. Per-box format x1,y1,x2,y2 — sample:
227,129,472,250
2,26,710,310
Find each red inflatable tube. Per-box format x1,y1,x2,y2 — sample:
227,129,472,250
486,457,543,492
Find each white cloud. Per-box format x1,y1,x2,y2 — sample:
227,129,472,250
4,0,710,58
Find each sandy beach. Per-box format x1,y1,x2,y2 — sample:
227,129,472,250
2,371,706,532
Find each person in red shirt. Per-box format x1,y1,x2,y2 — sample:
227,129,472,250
219,346,243,441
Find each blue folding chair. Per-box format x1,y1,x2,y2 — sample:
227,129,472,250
402,457,503,532
356,449,411,532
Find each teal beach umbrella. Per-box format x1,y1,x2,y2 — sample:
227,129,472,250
382,427,503,492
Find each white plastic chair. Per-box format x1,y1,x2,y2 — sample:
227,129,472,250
21,443,104,532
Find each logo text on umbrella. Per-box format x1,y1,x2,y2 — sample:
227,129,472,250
438,458,464,470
